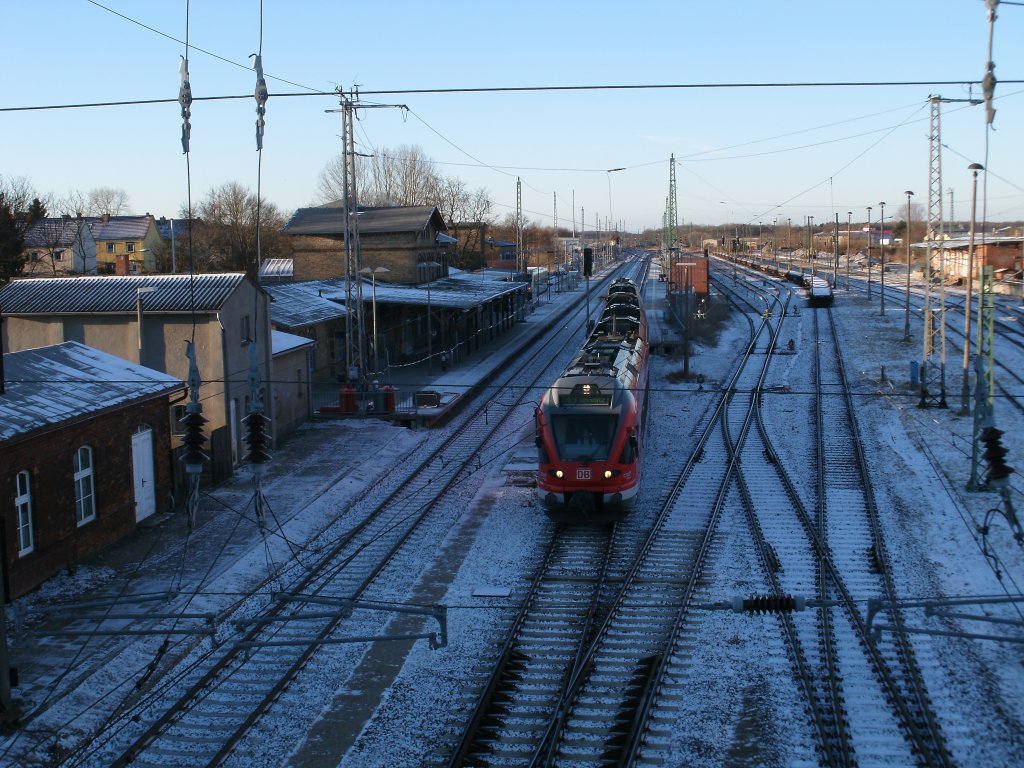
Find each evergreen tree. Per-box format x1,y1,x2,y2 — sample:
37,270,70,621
0,193,28,284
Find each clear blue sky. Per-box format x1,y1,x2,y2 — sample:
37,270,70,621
3,1,1021,233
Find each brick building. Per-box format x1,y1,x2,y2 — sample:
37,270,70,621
0,342,183,599
282,204,451,283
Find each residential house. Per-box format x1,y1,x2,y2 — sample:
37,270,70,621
0,342,184,599
0,274,275,488
21,217,97,276
89,215,162,274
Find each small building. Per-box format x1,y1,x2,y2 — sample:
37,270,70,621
270,329,315,437
0,342,184,599
21,217,97,276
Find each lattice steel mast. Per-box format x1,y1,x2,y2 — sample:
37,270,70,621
665,155,679,253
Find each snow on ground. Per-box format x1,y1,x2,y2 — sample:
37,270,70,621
5,269,1024,767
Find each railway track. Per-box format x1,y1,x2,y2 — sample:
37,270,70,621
724,262,952,766
445,274,793,765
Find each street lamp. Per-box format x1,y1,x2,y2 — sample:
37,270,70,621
878,202,887,314
846,211,852,290
359,266,390,376
960,163,984,414
136,286,156,365
903,191,914,341
423,261,441,375
866,206,873,298
808,216,814,262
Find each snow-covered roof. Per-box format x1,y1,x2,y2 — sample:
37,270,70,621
271,329,314,357
264,281,349,329
0,341,184,442
313,273,527,310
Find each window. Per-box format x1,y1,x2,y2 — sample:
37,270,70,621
126,242,135,253
74,446,96,525
15,471,34,555
106,243,115,253
241,315,251,343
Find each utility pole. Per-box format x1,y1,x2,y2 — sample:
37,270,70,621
666,155,678,253
329,91,405,385
921,96,977,407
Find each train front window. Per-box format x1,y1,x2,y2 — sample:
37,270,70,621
550,414,619,461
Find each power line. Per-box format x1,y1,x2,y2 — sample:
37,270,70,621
6,79,1024,114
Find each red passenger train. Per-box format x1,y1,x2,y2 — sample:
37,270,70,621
535,278,649,519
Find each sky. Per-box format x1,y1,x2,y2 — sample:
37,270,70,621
3,1,1022,233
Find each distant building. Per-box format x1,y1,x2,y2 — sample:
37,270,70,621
21,217,97,276
282,204,451,284
0,342,184,599
88,215,162,274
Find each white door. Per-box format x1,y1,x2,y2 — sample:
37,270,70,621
132,426,157,522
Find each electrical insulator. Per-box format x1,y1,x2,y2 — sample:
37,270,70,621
732,595,806,614
179,407,208,474
979,426,1013,486
244,411,272,465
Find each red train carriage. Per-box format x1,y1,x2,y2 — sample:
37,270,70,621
536,279,648,519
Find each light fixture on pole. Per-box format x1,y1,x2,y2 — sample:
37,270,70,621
359,266,390,376
866,206,873,298
136,286,156,365
878,202,887,314
902,191,914,341
960,163,984,414
423,261,441,375
846,211,852,290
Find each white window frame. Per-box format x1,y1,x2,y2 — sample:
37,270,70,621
74,446,96,526
15,470,34,555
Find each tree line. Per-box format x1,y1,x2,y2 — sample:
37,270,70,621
1,144,590,284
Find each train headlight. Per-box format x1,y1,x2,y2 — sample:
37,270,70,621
604,470,613,479
555,470,564,479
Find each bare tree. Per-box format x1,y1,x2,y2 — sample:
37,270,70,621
86,187,132,217
191,182,290,276
317,144,442,208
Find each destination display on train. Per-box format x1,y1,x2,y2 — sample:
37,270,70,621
561,383,612,406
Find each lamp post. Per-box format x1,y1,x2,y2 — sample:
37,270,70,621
960,163,984,414
787,218,792,252
846,211,852,290
359,266,390,376
807,216,814,262
878,202,886,314
423,261,441,375
136,286,156,365
866,206,873,298
903,191,914,341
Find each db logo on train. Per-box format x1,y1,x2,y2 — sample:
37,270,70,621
576,468,592,480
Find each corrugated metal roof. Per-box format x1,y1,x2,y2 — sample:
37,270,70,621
281,204,446,237
259,258,294,278
0,341,184,442
0,273,247,314
315,271,526,310
264,282,348,329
